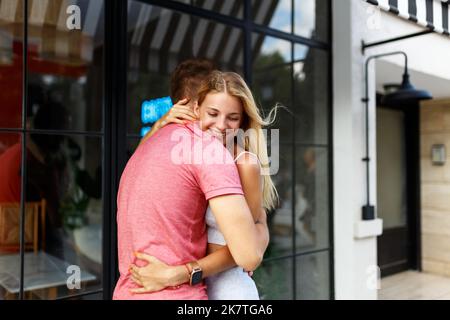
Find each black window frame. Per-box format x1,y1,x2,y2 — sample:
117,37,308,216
114,0,335,300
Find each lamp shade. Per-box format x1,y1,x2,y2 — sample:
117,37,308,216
381,73,432,107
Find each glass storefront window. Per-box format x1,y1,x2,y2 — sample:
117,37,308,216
0,0,105,299
1,0,331,300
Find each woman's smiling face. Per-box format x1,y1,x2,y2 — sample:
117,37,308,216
195,92,243,144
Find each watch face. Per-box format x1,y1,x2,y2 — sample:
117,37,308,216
191,270,203,286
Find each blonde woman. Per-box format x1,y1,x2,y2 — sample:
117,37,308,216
129,71,278,299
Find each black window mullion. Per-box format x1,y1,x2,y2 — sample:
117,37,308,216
327,0,334,300
19,0,29,301
0,129,103,137
244,0,252,86
103,0,128,299
291,0,296,301
54,289,103,300
263,247,331,264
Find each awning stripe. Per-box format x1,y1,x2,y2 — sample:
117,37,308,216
0,0,19,23
365,0,450,35
434,0,444,32
389,0,400,14
397,0,410,20
125,0,274,74
426,0,433,28
417,0,428,27
29,0,49,26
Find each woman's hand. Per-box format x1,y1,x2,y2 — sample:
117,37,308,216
158,98,198,127
128,252,185,294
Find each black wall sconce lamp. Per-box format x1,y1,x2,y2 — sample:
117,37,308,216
362,51,432,220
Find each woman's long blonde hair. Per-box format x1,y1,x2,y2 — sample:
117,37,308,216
197,71,279,210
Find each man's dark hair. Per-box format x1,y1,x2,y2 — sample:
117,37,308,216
170,58,216,103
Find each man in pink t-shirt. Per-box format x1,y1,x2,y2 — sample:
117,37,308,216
113,122,243,300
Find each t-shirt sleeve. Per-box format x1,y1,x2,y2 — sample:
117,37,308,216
193,140,243,200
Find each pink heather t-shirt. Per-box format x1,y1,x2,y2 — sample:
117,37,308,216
113,122,243,300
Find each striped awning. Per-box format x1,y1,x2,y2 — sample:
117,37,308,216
366,0,449,35
127,0,278,75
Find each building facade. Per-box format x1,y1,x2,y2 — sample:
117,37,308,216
333,0,450,299
0,0,448,300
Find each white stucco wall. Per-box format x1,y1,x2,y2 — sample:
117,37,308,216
333,0,379,300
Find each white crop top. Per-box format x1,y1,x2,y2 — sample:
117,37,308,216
205,151,261,245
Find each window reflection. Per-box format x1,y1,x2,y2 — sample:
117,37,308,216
0,109,102,300
0,0,24,128
26,0,104,132
265,144,293,258
127,1,244,135
193,0,244,19
296,251,330,300
252,0,292,33
295,147,329,253
127,138,140,160
253,34,291,64
253,258,293,300
294,0,329,42
24,133,102,299
253,64,293,142
252,34,292,142
294,44,329,145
